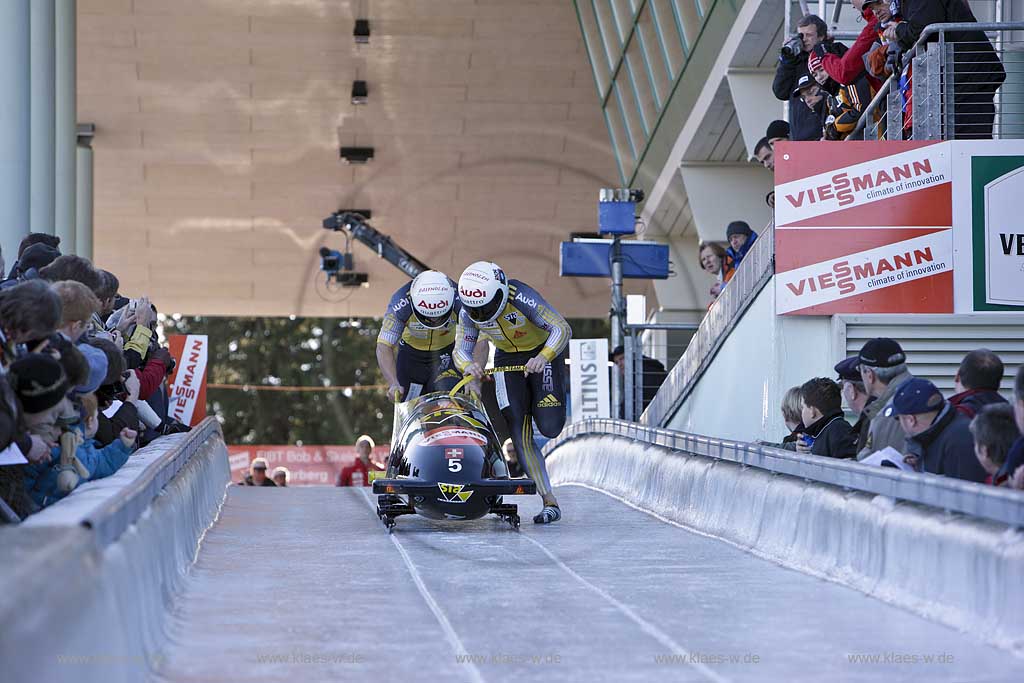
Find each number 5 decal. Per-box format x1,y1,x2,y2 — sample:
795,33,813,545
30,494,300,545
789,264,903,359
448,459,462,472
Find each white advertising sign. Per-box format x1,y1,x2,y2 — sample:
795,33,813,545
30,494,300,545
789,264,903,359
984,166,1024,306
569,339,610,423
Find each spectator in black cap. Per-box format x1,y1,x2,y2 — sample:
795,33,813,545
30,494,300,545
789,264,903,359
4,243,60,283
969,404,1020,486
886,378,986,482
793,75,827,139
796,378,857,459
998,365,1024,489
766,119,790,145
725,221,758,271
835,356,873,450
856,337,914,460
948,349,1007,419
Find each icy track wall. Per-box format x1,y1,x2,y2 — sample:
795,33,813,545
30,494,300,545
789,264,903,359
545,430,1024,655
0,419,230,683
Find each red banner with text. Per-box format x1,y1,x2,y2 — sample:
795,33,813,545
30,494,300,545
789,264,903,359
166,334,209,426
228,445,390,486
774,141,954,315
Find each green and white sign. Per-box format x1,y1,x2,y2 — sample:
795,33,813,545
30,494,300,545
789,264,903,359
971,155,1024,311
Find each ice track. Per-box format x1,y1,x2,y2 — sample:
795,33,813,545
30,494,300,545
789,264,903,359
155,486,1023,682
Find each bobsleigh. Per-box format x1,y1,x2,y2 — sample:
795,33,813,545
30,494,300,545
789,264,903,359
372,391,535,530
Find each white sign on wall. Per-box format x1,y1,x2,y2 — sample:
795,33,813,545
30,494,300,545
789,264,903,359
984,165,1024,306
569,339,610,423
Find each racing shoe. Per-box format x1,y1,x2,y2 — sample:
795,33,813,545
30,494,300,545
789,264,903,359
533,505,561,524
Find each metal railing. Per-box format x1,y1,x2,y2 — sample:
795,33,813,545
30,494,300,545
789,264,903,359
621,321,698,421
547,418,1024,528
852,22,1024,140
640,222,775,427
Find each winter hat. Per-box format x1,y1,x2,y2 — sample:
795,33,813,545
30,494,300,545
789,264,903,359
726,221,753,239
17,243,61,274
765,119,790,140
75,343,109,394
9,353,69,414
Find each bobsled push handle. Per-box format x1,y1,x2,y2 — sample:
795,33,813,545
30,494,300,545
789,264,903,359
448,365,528,398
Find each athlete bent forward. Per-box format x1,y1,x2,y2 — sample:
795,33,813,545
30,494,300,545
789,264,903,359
454,261,571,524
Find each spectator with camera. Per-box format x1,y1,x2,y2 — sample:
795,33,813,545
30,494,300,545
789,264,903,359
773,15,848,141
886,378,986,482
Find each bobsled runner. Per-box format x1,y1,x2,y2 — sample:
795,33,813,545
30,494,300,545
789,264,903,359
372,390,535,531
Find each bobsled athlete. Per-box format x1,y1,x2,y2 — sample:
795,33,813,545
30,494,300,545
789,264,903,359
454,261,571,524
376,271,462,402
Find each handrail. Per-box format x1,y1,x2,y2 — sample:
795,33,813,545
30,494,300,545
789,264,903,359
547,418,1024,527
640,222,775,427
82,417,222,547
850,21,1024,139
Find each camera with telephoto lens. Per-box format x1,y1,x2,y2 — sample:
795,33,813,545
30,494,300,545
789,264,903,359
781,33,803,58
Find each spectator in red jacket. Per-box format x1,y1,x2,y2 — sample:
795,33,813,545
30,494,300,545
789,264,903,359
337,435,381,487
815,0,883,90
949,349,1007,419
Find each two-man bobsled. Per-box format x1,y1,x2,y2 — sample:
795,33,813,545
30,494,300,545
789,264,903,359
372,392,535,531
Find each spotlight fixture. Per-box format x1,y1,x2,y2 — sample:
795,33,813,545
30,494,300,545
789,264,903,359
354,19,370,44
351,80,368,105
339,146,375,164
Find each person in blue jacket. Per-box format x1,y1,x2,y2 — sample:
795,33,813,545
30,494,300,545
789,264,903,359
12,354,136,509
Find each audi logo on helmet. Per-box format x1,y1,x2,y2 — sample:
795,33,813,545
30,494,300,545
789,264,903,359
460,287,486,299
417,299,450,310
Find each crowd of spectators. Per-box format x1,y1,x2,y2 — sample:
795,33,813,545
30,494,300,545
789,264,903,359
775,338,1024,489
0,233,191,523
758,1,1005,160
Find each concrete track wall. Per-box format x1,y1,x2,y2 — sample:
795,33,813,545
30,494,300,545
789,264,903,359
0,429,230,683
547,434,1024,655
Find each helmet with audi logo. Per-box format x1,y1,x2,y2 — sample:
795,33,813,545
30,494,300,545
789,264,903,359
409,271,455,329
458,261,509,324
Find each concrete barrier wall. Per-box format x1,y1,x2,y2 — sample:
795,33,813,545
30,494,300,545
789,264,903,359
0,425,230,683
547,434,1024,655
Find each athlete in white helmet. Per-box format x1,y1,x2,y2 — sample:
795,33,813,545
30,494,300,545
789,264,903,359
454,261,571,524
376,271,462,402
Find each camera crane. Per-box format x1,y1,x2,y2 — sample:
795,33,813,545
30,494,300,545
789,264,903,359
320,211,430,285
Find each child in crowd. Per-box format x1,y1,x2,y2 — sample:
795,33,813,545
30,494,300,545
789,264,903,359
968,403,1021,486
797,377,857,459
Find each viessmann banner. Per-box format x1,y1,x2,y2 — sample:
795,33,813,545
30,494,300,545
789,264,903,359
774,141,954,315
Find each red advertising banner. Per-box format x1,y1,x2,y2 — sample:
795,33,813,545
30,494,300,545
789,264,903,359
774,141,954,315
166,334,209,426
228,445,390,486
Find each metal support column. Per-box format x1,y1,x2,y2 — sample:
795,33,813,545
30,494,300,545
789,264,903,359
610,235,624,419
30,0,56,237
54,0,76,253
76,126,94,262
0,0,31,270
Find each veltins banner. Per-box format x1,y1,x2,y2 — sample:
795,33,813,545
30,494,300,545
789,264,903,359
167,334,209,427
774,141,954,315
569,338,610,423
